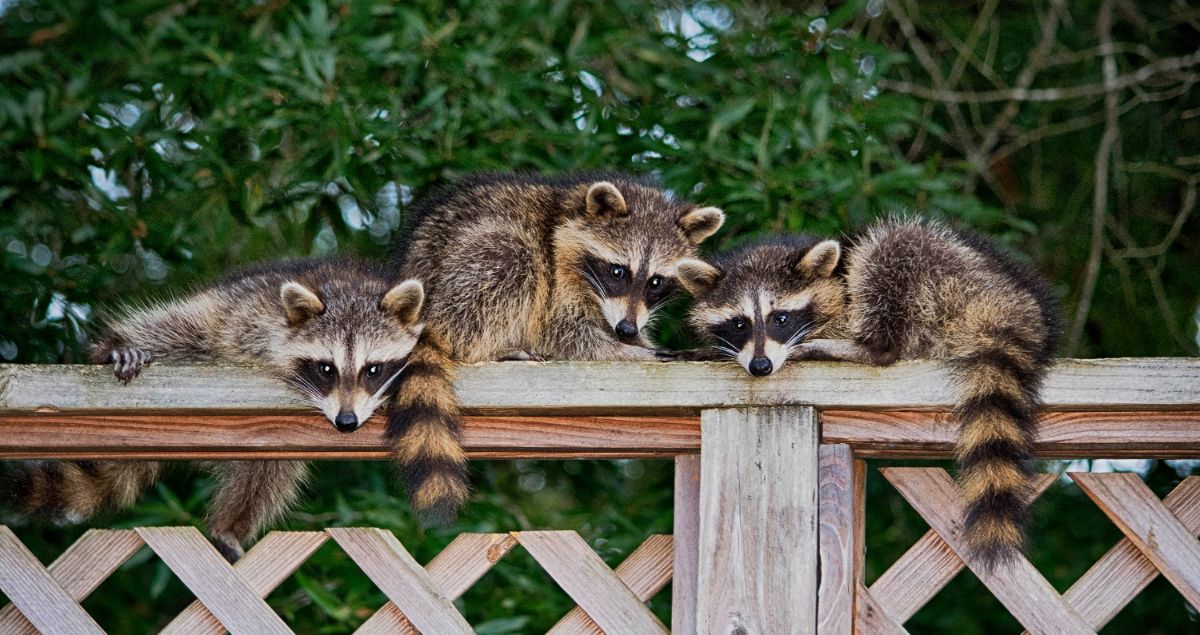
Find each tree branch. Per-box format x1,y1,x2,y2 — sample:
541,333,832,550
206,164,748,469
879,48,1200,103
1066,0,1121,356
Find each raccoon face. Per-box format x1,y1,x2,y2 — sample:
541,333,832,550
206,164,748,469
279,279,425,432
678,238,845,376
562,181,724,342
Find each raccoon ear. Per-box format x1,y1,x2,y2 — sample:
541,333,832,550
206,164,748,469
678,206,725,245
798,240,842,278
381,279,425,326
676,258,722,298
280,282,324,326
585,181,629,218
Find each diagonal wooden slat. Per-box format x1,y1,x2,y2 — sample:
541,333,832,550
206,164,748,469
326,528,473,635
160,531,327,635
855,580,907,635
881,468,1094,635
515,531,669,634
868,474,1056,625
1027,476,1200,633
0,526,108,635
137,527,292,635
354,533,517,635
0,528,143,635
548,534,673,634
1071,473,1200,610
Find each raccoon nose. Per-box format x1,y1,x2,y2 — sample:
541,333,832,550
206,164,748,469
334,412,359,433
748,357,774,377
615,319,638,339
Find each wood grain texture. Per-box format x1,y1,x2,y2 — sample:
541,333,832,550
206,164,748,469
3,409,1197,461
672,455,701,635
161,531,327,635
515,531,668,634
868,475,1056,625
0,526,106,635
136,526,293,635
0,529,142,635
697,407,819,635
3,358,1197,414
0,413,699,460
822,410,1200,458
817,444,861,635
355,533,517,635
1035,476,1200,632
548,534,673,634
854,581,908,635
1070,473,1200,611
326,528,473,635
880,469,1093,635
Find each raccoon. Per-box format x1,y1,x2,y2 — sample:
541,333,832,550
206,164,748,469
388,171,725,523
678,217,1059,567
1,258,426,562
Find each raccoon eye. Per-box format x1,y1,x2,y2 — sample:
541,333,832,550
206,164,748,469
610,264,626,279
318,362,335,377
365,364,381,377
648,275,663,288
733,318,747,331
775,312,789,325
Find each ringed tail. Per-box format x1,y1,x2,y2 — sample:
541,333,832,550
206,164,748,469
951,340,1046,569
0,460,161,523
386,330,470,526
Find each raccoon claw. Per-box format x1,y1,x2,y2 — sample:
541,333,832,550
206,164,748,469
209,534,244,563
657,348,716,362
654,348,683,361
496,349,546,362
107,347,153,384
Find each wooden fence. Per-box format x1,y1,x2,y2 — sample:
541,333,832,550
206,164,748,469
0,358,1197,634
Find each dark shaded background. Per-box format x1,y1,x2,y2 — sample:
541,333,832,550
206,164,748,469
1,0,1197,631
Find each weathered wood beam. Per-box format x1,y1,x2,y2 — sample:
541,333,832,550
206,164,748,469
2,358,1197,414
697,407,819,634
1,410,1196,460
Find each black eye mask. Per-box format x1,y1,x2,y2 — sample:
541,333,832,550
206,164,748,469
581,256,630,297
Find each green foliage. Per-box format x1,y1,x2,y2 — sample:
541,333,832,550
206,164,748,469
1,0,1196,631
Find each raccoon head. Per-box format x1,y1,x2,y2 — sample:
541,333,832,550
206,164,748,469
678,236,846,376
278,277,425,432
557,179,725,344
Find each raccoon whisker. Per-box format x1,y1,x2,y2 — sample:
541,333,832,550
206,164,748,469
370,362,410,402
708,335,742,361
784,324,816,352
580,268,605,297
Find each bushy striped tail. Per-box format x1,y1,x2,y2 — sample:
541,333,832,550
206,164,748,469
386,330,470,526
951,344,1046,569
0,460,161,524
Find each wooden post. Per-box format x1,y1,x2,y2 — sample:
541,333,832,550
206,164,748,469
696,407,819,634
817,444,865,635
673,454,702,634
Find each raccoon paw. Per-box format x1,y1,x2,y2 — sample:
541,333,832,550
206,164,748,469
107,347,153,384
496,349,546,362
656,348,717,362
209,534,244,563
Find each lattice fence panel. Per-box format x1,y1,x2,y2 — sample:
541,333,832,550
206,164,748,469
854,469,1200,634
0,527,673,634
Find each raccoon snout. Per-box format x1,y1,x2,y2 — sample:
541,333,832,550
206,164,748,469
614,319,638,339
748,357,774,377
333,411,359,433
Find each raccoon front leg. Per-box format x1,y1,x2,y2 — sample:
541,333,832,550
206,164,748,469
94,345,154,384
791,338,897,366
204,460,308,562
495,349,547,362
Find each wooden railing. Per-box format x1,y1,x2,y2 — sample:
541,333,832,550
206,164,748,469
0,358,1197,634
